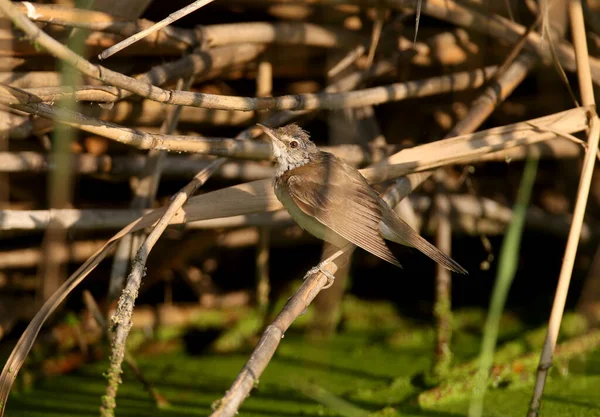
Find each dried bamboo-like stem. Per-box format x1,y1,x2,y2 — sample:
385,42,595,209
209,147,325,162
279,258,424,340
380,49,539,209
2,66,497,110
82,291,169,408
98,0,215,59
528,0,600,415
16,3,366,51
432,177,453,379
2,1,417,111
0,108,591,232
209,246,351,417
2,95,589,165
100,159,223,416
0,193,590,240
12,2,195,43
0,139,583,176
237,0,600,83
108,76,192,301
0,197,586,271
6,43,266,104
255,55,273,317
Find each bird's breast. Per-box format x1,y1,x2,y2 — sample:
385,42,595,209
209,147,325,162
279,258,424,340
274,179,348,248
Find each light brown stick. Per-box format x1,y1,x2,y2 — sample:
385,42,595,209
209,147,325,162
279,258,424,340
98,0,215,59
528,0,600,415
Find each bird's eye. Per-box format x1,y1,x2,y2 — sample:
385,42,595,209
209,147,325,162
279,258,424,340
289,140,299,149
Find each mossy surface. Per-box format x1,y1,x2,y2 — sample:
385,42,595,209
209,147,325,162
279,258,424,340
6,313,600,417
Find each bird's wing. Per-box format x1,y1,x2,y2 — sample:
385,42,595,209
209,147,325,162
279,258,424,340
283,156,401,268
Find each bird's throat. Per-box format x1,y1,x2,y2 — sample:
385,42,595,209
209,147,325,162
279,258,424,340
274,155,313,177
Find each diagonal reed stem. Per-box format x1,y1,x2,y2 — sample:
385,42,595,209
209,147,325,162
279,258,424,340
528,0,600,415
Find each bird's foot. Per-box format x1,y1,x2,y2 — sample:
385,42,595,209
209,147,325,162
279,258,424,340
306,261,336,289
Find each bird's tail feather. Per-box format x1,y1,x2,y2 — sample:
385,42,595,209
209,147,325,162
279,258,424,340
380,206,468,275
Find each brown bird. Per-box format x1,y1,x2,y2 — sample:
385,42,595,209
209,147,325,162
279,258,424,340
258,123,467,283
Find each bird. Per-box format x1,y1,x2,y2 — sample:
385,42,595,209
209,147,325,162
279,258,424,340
257,123,467,285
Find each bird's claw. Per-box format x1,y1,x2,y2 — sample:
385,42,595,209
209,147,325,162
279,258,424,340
306,261,336,289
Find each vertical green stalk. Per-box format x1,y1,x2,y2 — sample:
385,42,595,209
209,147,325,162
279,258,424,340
39,1,89,303
469,155,539,417
51,0,92,207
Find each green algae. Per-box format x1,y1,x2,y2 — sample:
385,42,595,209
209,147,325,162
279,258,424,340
6,307,600,417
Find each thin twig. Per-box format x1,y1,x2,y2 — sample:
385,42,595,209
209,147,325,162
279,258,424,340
100,159,222,416
210,246,351,417
327,45,365,78
365,8,385,68
432,174,453,379
98,0,215,59
82,291,169,408
255,55,273,317
528,0,600,415
414,0,422,43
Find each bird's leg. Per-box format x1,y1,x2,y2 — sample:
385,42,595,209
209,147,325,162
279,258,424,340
304,245,351,289
306,260,336,289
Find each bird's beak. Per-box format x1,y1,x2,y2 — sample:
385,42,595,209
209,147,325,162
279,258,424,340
256,123,283,146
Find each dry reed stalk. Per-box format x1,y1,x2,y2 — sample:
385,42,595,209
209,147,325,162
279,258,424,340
0,241,107,269
209,246,351,417
236,0,600,84
2,96,588,165
528,0,600,414
0,71,101,88
0,193,590,241
7,43,266,103
255,54,273,317
103,72,195,410
380,48,540,209
2,65,498,110
433,176,453,379
0,108,589,232
12,2,195,43
7,5,367,53
98,0,215,59
82,291,170,408
94,99,254,126
100,159,223,416
1,199,584,272
108,76,192,301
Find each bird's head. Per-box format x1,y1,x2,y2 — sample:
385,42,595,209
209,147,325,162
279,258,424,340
257,123,319,174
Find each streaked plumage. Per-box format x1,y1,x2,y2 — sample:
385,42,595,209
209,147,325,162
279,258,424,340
259,123,467,274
